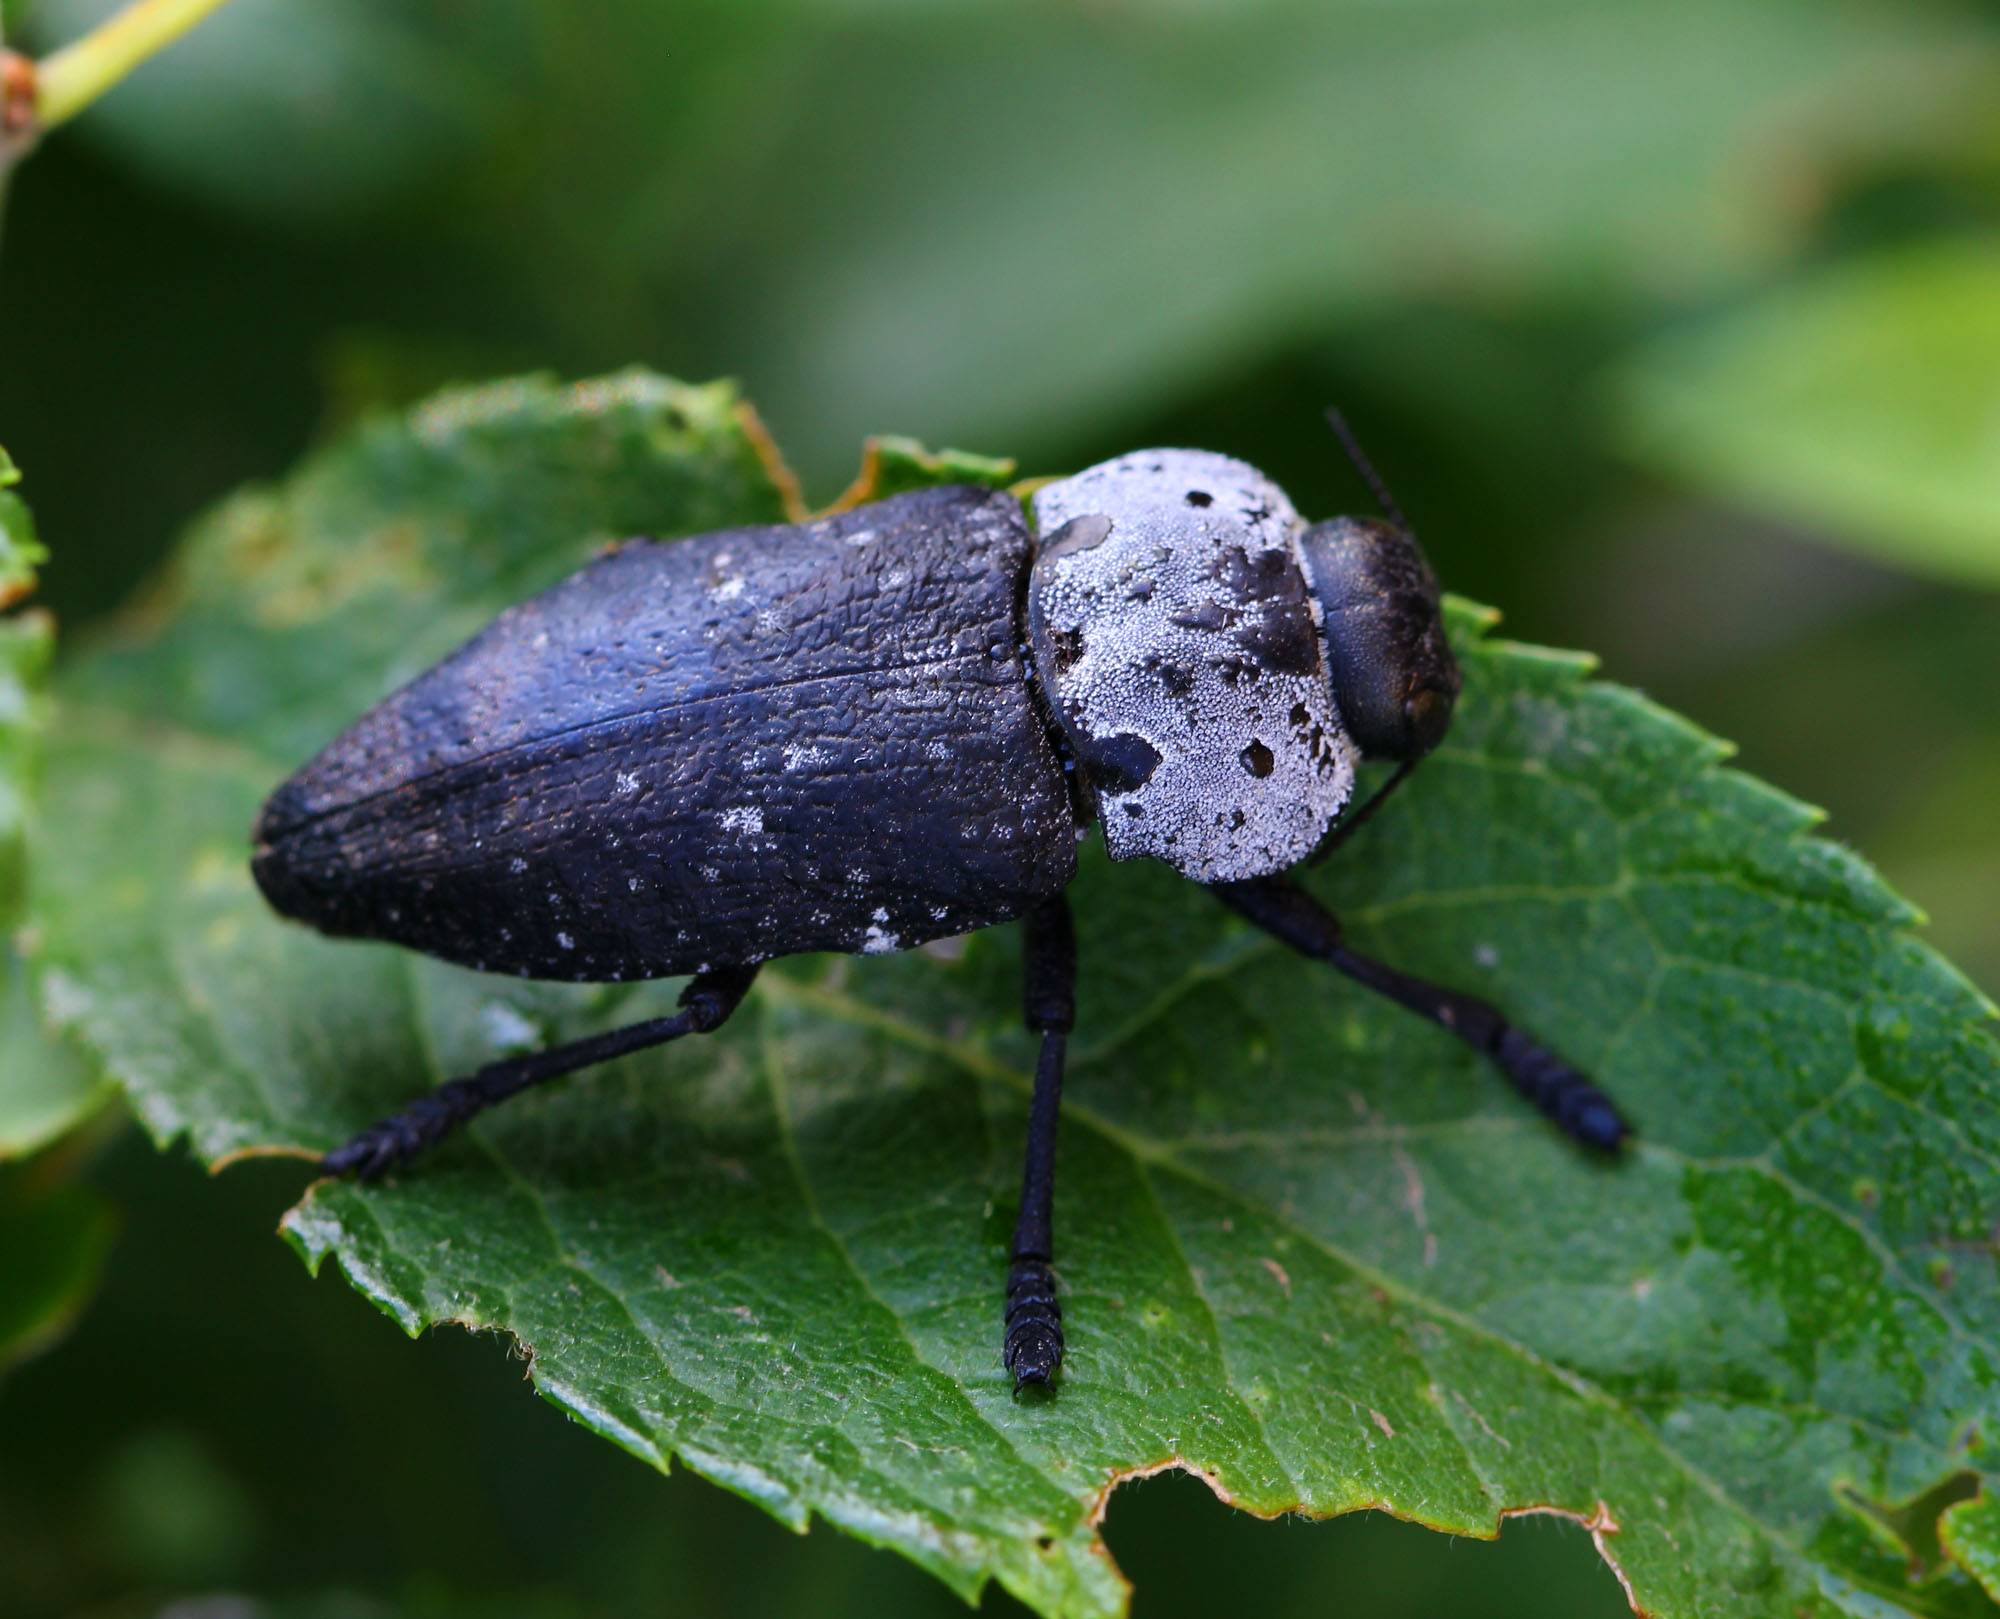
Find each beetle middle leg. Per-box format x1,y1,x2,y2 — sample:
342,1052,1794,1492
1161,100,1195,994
1209,877,1631,1151
323,965,761,1180
1005,894,1076,1392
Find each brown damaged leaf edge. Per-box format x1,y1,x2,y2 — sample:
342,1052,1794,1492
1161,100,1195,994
210,1142,323,1173
1500,1503,1641,1617
820,435,906,515
1083,1457,1645,1617
731,401,809,523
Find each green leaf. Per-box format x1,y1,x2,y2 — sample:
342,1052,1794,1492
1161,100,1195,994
0,449,106,1158
0,1176,116,1375
30,371,2000,1618
0,949,109,1160
1944,1492,2000,1603
501,0,1998,471
0,603,50,921
1613,239,2000,587
48,0,1992,471
0,446,46,610
830,436,1019,510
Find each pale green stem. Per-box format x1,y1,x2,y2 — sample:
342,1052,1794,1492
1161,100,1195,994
34,0,239,129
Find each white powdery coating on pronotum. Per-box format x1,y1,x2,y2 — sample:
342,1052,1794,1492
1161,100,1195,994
1029,449,1357,883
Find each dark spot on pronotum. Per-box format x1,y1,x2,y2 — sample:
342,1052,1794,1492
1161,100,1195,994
1240,739,1275,778
1081,730,1163,794
1042,513,1113,561
1185,489,1213,508
1211,544,1319,676
1050,626,1085,674
1171,601,1231,633
1289,702,1309,728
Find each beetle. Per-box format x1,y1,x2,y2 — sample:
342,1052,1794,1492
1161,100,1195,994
252,415,1630,1392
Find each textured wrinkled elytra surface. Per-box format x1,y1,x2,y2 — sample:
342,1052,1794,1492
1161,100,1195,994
22,372,2000,1619
253,484,1074,980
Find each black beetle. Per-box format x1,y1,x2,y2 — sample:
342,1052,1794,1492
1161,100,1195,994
253,417,1630,1391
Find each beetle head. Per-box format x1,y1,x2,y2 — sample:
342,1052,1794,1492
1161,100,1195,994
1298,514,1460,763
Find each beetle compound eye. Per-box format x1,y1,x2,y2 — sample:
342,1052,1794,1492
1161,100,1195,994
1405,685,1455,756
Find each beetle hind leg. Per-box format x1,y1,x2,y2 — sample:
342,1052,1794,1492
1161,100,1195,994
323,965,761,1179
1005,897,1077,1392
1210,877,1631,1152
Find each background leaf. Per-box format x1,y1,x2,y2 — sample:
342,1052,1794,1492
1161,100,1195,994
0,450,106,1158
1944,1492,2000,1603
25,372,2000,1618
0,1174,114,1376
17,1,1996,487
0,449,112,1375
0,950,107,1160
1613,238,2000,587
19,0,543,222
0,570,49,920
0,446,46,609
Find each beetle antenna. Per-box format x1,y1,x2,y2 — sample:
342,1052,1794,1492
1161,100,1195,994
1324,408,1412,535
1307,757,1417,866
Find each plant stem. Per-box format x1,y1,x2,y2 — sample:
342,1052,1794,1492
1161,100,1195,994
34,0,238,130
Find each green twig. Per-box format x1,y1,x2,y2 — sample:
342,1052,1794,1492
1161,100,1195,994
37,0,237,127
9,0,237,144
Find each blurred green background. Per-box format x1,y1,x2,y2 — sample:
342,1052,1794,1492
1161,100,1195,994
1,0,1997,1614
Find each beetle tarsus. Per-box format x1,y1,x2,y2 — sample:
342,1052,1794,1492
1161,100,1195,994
1490,1027,1630,1150
322,1076,494,1179
321,965,761,1179
1211,876,1634,1152
1005,1256,1064,1391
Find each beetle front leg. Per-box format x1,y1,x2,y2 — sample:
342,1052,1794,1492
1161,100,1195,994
1005,895,1076,1392
1209,877,1631,1151
323,965,761,1179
